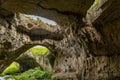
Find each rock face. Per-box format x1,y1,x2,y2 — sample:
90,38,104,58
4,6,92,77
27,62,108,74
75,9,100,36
0,0,94,24
16,50,53,72
0,15,32,72
0,13,62,73
0,0,120,80
16,51,40,72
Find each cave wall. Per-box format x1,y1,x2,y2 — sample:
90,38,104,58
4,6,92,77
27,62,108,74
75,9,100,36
0,14,34,72
0,13,62,73
0,0,120,80
51,20,120,80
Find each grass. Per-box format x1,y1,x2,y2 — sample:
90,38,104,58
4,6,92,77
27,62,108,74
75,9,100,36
2,62,20,75
1,47,51,79
30,47,49,56
9,67,53,80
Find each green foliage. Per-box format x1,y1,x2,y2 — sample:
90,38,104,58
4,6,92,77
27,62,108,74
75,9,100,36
10,67,53,80
2,62,20,75
30,47,49,56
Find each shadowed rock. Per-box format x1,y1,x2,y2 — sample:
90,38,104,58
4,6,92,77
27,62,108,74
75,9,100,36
0,0,120,79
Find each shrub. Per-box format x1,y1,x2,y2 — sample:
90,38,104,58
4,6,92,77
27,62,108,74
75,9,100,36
10,67,53,80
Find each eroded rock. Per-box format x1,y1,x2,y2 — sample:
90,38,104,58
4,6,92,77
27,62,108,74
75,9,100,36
0,0,120,80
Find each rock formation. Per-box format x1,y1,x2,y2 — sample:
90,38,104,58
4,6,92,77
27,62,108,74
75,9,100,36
0,0,120,79
16,48,54,72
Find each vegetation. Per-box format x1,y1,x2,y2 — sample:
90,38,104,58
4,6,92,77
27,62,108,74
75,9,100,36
30,47,49,56
9,67,53,80
1,62,20,75
0,46,53,80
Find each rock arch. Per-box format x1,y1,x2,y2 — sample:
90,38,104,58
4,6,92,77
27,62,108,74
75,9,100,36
0,0,120,79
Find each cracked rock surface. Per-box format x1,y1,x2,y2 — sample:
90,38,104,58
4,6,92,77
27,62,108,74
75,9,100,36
0,0,120,79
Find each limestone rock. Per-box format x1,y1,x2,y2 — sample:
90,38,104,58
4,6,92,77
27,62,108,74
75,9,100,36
0,0,120,80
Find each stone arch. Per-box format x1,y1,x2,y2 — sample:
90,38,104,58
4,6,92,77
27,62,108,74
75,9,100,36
0,13,61,73
15,45,55,72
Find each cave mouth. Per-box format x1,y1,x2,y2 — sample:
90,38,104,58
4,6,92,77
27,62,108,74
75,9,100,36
0,45,54,80
16,45,55,72
2,45,55,75
17,13,63,41
24,14,57,26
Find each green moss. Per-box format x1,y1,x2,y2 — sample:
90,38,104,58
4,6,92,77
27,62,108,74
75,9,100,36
2,62,20,75
95,0,99,4
30,47,49,56
9,67,53,80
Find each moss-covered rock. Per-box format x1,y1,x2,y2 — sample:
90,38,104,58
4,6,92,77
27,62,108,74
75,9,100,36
30,47,48,56
2,62,20,75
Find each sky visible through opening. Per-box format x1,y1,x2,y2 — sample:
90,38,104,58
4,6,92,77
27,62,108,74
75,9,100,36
24,14,57,25
24,14,57,48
